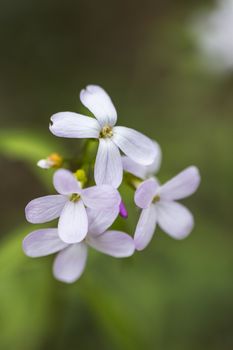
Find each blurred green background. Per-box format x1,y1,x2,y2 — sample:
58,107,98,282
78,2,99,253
0,0,232,349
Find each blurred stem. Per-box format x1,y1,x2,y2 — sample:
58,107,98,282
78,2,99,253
123,173,142,190
80,139,98,187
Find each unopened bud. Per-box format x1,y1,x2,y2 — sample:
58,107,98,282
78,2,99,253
74,169,87,187
37,153,63,169
119,200,128,219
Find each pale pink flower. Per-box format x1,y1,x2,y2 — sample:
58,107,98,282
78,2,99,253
134,166,201,250
49,85,158,188
25,169,120,244
23,208,134,283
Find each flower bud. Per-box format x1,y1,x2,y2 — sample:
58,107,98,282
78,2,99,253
37,153,63,169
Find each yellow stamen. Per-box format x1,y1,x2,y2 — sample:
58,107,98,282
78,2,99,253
99,125,113,138
153,194,160,203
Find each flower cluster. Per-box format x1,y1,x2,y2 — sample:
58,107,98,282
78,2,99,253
23,85,200,283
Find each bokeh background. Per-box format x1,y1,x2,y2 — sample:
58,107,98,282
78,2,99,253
0,0,232,349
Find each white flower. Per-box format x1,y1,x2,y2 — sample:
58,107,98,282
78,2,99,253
49,85,158,188
192,0,233,71
23,208,135,283
134,166,201,250
122,141,162,180
25,169,121,244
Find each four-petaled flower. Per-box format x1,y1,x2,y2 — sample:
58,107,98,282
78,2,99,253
25,169,120,244
23,208,134,283
49,85,158,188
134,166,201,250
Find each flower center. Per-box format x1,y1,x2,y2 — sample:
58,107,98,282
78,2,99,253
152,194,160,203
70,193,81,202
99,125,113,138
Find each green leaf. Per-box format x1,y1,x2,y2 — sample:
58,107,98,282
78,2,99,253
0,129,65,189
0,225,54,350
0,129,63,163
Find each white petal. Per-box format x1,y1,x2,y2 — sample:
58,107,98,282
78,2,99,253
82,184,121,210
157,201,194,239
25,195,67,224
160,166,201,201
37,159,53,169
86,207,119,236
58,200,88,243
80,85,117,127
49,112,100,138
94,138,123,188
134,204,157,250
53,169,81,195
87,230,135,257
134,178,159,209
122,156,149,179
23,229,68,257
122,141,162,179
53,243,87,283
113,126,156,165
134,205,157,251
144,140,162,175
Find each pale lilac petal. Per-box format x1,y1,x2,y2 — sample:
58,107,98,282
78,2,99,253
113,126,157,165
23,229,68,257
94,138,123,188
49,112,100,138
80,85,117,127
134,178,159,209
82,184,121,210
122,156,148,179
58,200,88,243
87,230,135,257
157,201,194,239
86,207,119,236
53,243,87,283
122,141,162,179
53,169,81,195
160,166,201,201
25,195,67,224
145,141,162,174
134,205,157,251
